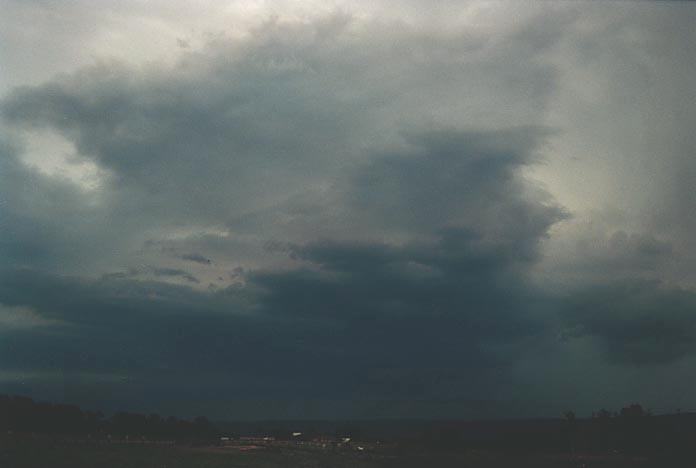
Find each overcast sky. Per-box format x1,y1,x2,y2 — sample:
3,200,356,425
1,0,696,420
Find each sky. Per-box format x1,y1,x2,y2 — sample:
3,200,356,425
1,0,696,420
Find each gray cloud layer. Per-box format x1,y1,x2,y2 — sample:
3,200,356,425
1,2,695,418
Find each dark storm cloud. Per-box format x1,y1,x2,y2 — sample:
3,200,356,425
0,11,564,230
0,37,372,227
251,233,554,381
246,128,566,375
0,119,573,417
562,280,696,365
346,128,564,246
2,5,696,418
0,125,568,416
0,12,568,298
0,268,261,375
0,249,545,418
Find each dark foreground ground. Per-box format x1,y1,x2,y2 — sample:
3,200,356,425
0,434,670,468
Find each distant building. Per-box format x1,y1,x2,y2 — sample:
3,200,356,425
239,436,275,445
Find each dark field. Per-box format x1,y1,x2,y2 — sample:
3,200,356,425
0,434,661,468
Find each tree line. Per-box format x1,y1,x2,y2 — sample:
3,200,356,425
3,394,696,459
561,403,694,457
0,395,218,442
403,403,696,460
